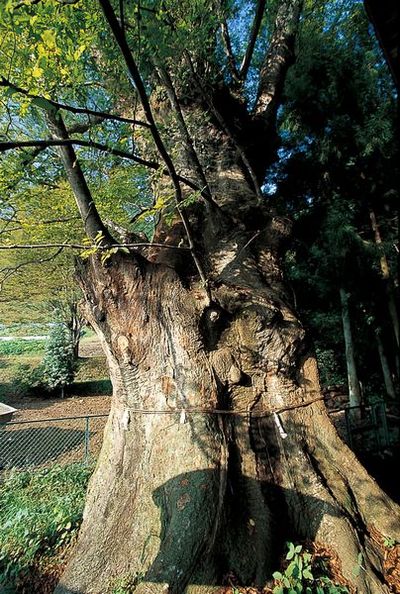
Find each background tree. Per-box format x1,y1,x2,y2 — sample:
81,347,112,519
0,1,399,594
41,319,76,398
273,6,399,404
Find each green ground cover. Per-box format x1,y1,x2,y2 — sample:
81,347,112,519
0,463,93,593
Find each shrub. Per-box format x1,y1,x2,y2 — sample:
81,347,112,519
0,463,92,592
315,346,345,387
41,324,76,397
12,363,45,398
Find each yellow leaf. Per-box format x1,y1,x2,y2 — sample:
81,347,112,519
73,45,86,61
41,30,56,48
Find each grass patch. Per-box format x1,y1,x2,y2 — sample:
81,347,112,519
0,463,93,592
74,355,108,383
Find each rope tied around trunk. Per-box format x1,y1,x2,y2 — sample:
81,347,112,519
123,395,325,418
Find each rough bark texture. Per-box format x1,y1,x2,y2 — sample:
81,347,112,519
55,163,400,594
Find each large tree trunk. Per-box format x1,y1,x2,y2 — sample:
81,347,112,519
55,166,400,594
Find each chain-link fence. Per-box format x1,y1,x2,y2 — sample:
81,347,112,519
0,414,108,471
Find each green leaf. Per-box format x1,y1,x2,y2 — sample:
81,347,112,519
303,569,314,581
286,561,299,578
41,29,56,48
272,571,283,580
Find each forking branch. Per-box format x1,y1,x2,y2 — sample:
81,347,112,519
98,0,211,294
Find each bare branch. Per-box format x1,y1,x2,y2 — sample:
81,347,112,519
220,16,240,83
0,138,203,194
239,0,266,81
153,60,215,205
0,77,150,128
0,242,190,251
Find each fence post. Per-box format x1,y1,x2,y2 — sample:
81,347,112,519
84,416,90,463
345,407,354,449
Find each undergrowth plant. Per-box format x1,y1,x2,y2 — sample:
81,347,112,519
272,542,349,594
0,463,92,592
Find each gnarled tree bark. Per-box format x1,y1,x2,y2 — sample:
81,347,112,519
55,161,400,594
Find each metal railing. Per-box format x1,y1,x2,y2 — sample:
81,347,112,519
1,402,397,472
0,414,108,471
344,401,395,452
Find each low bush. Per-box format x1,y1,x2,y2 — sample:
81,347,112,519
12,363,46,398
0,463,92,592
315,346,345,388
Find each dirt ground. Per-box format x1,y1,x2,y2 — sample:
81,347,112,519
6,393,111,423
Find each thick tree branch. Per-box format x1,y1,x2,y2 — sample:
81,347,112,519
239,0,266,81
254,0,303,121
183,52,263,201
46,111,114,243
0,77,150,128
153,60,214,204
